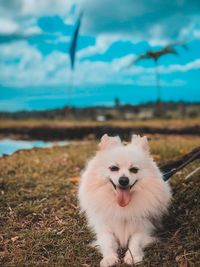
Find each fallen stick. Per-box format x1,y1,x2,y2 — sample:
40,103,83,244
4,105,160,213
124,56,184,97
185,167,200,180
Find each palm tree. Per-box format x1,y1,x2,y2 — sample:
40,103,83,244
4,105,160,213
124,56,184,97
128,43,188,116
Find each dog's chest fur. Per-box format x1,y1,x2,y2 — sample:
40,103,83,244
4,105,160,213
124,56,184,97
108,218,145,248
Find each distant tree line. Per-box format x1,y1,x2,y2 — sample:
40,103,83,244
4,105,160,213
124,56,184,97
0,102,199,120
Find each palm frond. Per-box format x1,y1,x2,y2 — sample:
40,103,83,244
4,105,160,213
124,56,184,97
69,12,83,70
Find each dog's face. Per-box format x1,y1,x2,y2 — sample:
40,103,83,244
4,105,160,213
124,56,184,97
93,134,157,207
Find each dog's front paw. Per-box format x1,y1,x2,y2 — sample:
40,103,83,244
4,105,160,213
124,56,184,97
100,254,119,267
124,251,143,265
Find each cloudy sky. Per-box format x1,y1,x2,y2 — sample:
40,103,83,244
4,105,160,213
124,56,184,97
0,0,200,111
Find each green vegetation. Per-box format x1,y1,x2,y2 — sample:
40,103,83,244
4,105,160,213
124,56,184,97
0,136,200,266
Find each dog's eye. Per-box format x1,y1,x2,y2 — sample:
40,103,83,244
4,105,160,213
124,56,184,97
129,167,139,174
109,166,119,172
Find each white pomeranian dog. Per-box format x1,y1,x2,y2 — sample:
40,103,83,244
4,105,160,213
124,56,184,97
78,134,171,267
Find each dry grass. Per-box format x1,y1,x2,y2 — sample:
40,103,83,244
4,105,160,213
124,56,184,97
0,136,200,266
0,118,199,129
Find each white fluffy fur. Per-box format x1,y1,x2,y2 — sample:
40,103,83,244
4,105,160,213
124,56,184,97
78,134,171,267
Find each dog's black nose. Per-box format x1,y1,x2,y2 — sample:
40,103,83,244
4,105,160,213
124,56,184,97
119,176,129,187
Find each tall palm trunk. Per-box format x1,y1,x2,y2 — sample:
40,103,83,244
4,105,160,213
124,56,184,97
154,60,163,116
154,60,161,102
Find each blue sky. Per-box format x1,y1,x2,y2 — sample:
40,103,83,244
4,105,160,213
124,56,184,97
0,0,200,111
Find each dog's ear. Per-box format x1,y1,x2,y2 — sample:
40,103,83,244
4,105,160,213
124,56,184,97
99,134,122,150
131,135,149,152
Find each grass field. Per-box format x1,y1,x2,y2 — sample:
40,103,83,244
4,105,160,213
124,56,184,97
0,118,200,129
0,136,200,266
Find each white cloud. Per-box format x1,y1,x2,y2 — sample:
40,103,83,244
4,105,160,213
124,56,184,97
77,35,119,58
179,18,200,41
0,16,42,41
0,0,76,37
0,40,199,88
23,25,42,36
158,59,200,73
112,55,136,71
124,58,200,76
0,40,132,87
194,30,200,39
21,0,76,16
136,75,186,87
80,0,200,43
0,40,121,87
0,42,44,86
0,18,19,35
0,0,76,18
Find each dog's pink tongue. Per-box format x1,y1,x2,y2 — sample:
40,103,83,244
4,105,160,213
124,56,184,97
116,188,131,207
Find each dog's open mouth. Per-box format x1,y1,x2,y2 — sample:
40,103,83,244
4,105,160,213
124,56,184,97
109,179,138,207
